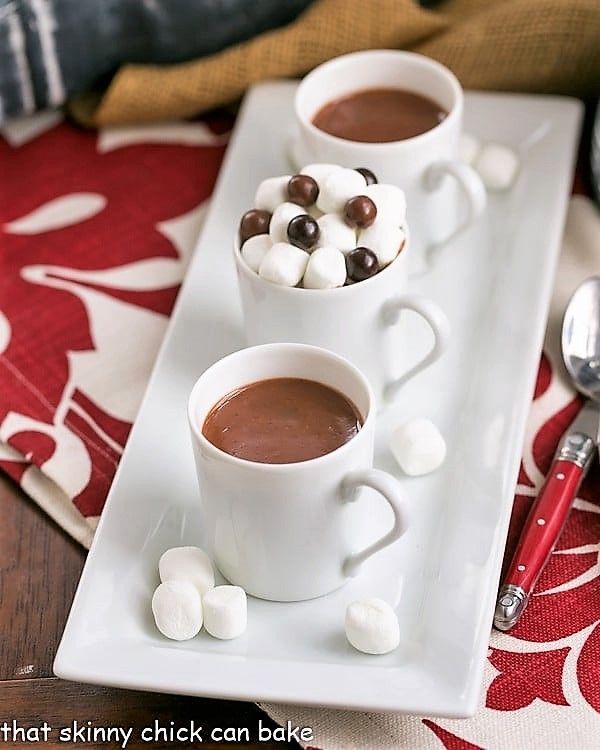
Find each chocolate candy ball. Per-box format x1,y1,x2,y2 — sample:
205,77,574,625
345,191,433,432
346,247,379,282
287,214,320,250
344,195,377,229
288,174,319,207
355,167,378,186
240,209,271,243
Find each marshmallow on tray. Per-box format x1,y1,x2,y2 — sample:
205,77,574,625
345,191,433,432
458,133,481,166
254,175,292,213
203,585,247,640
317,213,357,254
159,546,215,596
259,242,309,286
389,418,446,476
358,221,405,267
240,234,272,273
345,598,400,655
152,580,203,641
303,246,347,289
475,143,520,192
316,168,368,214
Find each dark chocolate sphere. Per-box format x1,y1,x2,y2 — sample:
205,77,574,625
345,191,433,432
344,195,377,228
288,174,319,207
287,214,320,250
355,167,378,185
346,247,379,282
240,209,271,243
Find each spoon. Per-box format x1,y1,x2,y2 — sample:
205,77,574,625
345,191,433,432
562,275,600,407
494,276,600,631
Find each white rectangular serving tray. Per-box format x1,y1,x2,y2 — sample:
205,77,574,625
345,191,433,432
54,82,581,717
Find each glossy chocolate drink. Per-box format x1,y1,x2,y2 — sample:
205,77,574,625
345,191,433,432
312,87,447,143
202,377,362,464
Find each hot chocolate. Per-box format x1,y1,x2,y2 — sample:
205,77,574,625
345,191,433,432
202,377,362,464
312,87,447,143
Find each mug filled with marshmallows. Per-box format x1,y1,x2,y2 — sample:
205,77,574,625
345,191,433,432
234,163,450,405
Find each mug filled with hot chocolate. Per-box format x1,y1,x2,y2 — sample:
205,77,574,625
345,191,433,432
188,343,408,602
293,50,486,262
233,164,450,406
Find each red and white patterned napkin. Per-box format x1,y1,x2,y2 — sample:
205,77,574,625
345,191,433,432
0,111,229,546
1,112,598,747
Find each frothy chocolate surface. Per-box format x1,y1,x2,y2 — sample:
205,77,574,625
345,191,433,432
312,87,447,143
202,378,362,464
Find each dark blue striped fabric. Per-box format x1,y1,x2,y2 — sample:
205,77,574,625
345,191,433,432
0,0,313,121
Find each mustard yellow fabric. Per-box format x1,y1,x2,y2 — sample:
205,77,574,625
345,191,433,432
69,0,600,126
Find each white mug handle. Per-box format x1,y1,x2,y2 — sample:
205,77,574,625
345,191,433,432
423,159,487,263
340,469,407,577
381,293,450,403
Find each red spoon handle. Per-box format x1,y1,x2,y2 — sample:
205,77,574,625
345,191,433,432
494,458,584,630
505,459,584,591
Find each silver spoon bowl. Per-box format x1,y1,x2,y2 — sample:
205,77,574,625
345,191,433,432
562,275,600,405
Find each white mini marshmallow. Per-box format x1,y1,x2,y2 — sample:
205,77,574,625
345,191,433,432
300,163,343,187
458,132,481,166
159,546,215,596
254,175,292,212
475,143,520,192
316,168,368,214
203,585,247,640
259,242,309,286
240,234,272,273
358,221,405,267
152,580,203,641
345,598,400,655
390,418,446,476
363,184,406,226
303,246,347,289
269,201,306,243
317,213,357,254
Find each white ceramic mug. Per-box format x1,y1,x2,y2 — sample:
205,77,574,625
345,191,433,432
233,230,450,406
188,343,408,602
292,50,486,264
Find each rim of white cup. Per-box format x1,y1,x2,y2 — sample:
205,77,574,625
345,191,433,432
188,342,375,471
233,223,410,295
295,49,463,151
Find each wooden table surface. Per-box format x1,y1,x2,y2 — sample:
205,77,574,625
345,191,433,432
0,475,300,749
